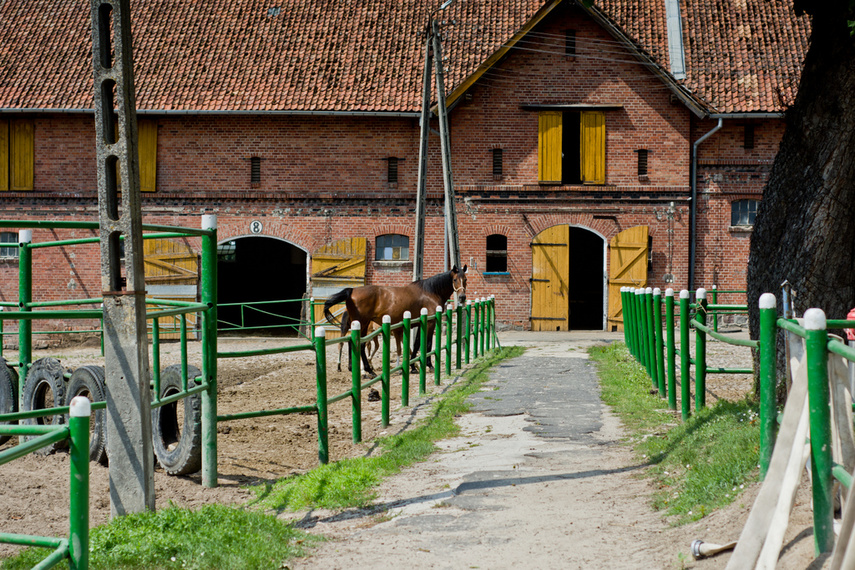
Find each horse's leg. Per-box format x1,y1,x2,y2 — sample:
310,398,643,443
425,322,436,371
410,327,421,373
359,320,376,378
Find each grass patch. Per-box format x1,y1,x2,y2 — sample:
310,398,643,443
2,504,318,570
589,342,759,524
252,346,524,512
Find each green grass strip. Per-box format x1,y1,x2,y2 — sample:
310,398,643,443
589,342,759,525
252,346,524,512
2,504,319,570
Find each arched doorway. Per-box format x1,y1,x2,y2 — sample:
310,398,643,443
530,225,605,331
217,236,307,335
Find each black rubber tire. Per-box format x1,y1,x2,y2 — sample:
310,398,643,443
152,364,202,475
0,358,18,445
21,357,68,455
65,365,107,464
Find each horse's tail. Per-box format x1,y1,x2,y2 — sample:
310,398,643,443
323,288,352,326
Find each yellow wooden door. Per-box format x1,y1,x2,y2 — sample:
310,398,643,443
144,237,199,339
311,237,367,326
538,111,562,184
0,119,8,192
530,225,569,331
580,111,605,185
10,119,33,191
606,225,649,331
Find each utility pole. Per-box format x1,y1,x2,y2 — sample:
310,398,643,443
90,0,155,516
413,2,461,280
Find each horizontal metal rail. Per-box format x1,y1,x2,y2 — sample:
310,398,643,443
217,404,317,423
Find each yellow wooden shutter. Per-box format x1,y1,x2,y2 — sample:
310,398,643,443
530,225,569,331
10,119,33,191
138,120,157,192
311,237,367,325
606,225,649,330
0,119,8,192
580,111,605,185
538,111,562,184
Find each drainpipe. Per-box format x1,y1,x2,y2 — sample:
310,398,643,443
689,118,722,291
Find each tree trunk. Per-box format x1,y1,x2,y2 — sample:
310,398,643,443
747,3,855,400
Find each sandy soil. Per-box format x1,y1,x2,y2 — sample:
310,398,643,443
0,336,394,558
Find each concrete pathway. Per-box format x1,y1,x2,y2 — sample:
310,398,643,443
291,332,695,569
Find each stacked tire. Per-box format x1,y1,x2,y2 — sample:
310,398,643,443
12,359,203,475
0,358,18,445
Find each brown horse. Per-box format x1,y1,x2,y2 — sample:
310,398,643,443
323,265,467,377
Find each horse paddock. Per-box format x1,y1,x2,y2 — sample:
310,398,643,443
0,335,407,558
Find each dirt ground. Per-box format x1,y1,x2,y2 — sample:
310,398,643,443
0,331,827,568
0,335,395,558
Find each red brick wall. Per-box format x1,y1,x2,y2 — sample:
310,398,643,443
0,5,786,333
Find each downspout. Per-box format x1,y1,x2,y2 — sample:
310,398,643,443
689,118,722,291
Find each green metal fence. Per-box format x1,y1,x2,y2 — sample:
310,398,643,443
0,396,91,569
622,285,855,557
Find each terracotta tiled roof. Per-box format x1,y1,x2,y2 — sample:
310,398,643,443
596,0,811,113
0,0,810,115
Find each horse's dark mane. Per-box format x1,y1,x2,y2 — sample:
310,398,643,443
413,270,452,299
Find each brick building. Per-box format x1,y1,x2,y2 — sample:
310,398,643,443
0,0,809,332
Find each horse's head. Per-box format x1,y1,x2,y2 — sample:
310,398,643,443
451,264,468,306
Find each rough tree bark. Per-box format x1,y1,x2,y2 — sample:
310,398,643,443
747,1,855,400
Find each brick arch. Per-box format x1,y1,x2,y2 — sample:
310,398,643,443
527,214,612,241
214,218,314,253
371,224,413,240
480,224,514,239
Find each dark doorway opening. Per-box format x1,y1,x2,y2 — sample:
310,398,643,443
568,227,603,329
217,237,307,336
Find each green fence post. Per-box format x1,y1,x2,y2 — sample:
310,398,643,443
200,215,219,487
472,300,480,359
804,308,833,555
629,288,640,359
0,307,3,361
313,326,330,463
644,288,656,382
679,290,691,421
465,301,472,364
402,311,411,407
758,293,778,480
665,289,677,411
711,284,718,333
68,396,90,570
620,288,630,354
445,305,453,376
18,230,32,397
419,308,428,395
100,303,105,357
490,295,497,351
180,313,188,392
456,304,463,369
636,289,649,370
152,318,161,402
433,305,442,386
653,288,666,398
381,316,391,427
695,288,707,410
350,321,362,442
479,297,489,356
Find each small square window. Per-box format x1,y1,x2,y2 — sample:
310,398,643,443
485,234,508,272
491,149,503,177
375,234,409,261
731,199,758,226
636,149,649,177
565,29,576,56
744,125,755,150
387,157,399,184
0,232,18,259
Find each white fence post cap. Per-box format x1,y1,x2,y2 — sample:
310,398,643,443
665,288,674,297
314,326,327,338
759,293,776,310
201,214,217,230
696,288,707,300
805,308,826,330
18,229,32,244
680,290,690,299
383,314,391,323
70,395,91,417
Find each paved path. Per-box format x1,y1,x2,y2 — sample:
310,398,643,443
290,332,719,569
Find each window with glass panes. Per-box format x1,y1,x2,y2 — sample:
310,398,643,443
375,234,409,261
